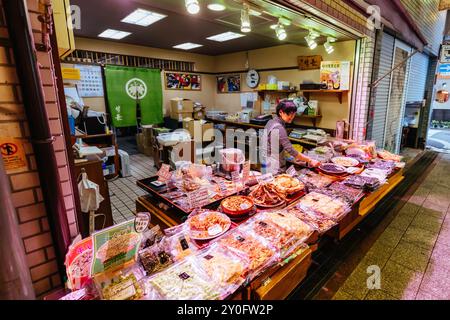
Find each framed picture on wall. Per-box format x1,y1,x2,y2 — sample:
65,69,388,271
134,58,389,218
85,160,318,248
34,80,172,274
165,72,201,90
217,74,241,93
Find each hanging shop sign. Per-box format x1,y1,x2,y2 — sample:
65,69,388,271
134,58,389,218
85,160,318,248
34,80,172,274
165,72,201,90
441,45,450,63
91,220,142,275
217,74,241,93
438,63,450,79
0,137,27,173
320,61,351,90
298,55,322,70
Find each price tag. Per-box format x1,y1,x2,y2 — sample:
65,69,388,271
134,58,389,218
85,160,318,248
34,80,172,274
187,187,209,209
157,164,171,182
257,173,274,183
286,165,297,177
218,179,228,196
207,224,223,236
242,161,250,184
134,212,151,233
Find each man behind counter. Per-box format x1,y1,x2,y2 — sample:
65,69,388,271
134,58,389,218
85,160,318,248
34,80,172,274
262,100,320,174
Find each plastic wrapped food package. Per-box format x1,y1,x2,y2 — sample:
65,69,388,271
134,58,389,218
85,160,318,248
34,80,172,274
366,159,396,174
298,191,349,221
94,266,146,300
288,207,337,234
163,230,196,262
326,182,364,204
186,210,231,240
360,168,388,184
140,225,164,250
344,175,380,191
192,244,249,292
216,229,277,279
259,210,314,241
138,241,173,276
241,216,304,259
145,259,220,300
297,169,333,190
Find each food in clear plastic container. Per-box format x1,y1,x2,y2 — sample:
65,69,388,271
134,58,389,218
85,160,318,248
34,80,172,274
298,191,349,221
187,210,231,240
96,267,145,300
138,242,173,276
242,216,304,258
366,159,396,174
326,182,364,204
164,232,195,262
193,244,249,287
260,210,313,240
297,169,333,189
288,207,337,234
377,149,402,162
217,230,276,276
344,175,380,190
146,259,220,300
360,168,388,184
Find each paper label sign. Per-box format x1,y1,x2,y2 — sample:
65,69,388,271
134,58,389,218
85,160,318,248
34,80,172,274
257,173,274,183
134,212,151,233
0,138,27,173
157,164,171,182
208,224,223,236
218,179,228,196
286,166,297,177
187,187,209,209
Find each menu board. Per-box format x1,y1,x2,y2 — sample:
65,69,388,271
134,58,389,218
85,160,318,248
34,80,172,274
76,64,104,97
320,61,351,90
91,220,142,275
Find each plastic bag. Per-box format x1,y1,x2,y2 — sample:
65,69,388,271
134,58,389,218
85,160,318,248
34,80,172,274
94,266,146,300
163,229,196,262
191,244,249,297
138,240,174,276
215,229,278,281
297,191,350,222
145,258,221,300
258,210,314,242
288,207,337,235
297,168,333,190
140,225,164,250
326,182,364,204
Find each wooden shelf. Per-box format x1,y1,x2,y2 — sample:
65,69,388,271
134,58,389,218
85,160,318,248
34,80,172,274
295,114,322,127
301,89,349,104
256,90,298,99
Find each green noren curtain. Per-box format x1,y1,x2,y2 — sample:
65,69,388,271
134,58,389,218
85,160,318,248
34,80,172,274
104,65,163,128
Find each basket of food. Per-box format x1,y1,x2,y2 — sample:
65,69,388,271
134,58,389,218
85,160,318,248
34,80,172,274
249,182,285,208
272,174,305,197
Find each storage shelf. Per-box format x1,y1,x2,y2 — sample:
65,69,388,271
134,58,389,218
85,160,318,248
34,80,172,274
300,90,349,104
295,114,322,127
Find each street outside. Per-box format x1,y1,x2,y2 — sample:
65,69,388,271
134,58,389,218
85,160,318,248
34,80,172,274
427,128,450,152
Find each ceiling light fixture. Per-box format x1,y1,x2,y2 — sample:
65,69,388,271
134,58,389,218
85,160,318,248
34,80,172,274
173,42,203,50
309,30,320,39
121,8,167,26
206,31,245,42
207,3,226,11
275,24,287,41
305,35,317,50
324,36,337,54
98,29,131,40
186,0,200,14
241,4,251,33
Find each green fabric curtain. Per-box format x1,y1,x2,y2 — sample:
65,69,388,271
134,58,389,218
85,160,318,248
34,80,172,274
104,66,163,128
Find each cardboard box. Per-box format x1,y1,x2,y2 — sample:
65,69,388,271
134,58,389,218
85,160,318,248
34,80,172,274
136,133,153,156
170,98,194,115
183,120,214,142
170,111,193,121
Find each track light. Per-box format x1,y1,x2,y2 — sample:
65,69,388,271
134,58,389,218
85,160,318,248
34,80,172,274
309,30,320,39
186,0,200,14
275,24,287,40
305,35,317,50
241,5,251,33
324,37,336,54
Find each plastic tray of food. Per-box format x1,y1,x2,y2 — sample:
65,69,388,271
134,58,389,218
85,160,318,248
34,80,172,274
326,182,365,204
297,191,350,222
287,207,338,235
186,210,232,241
297,168,334,190
248,182,286,208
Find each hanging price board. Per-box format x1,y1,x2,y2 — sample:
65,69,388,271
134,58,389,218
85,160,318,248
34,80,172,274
187,187,210,209
286,165,297,177
157,164,171,182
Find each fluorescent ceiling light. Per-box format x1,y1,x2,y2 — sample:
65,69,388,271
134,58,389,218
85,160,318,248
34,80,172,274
98,29,131,39
207,3,226,11
121,9,167,26
173,42,203,50
206,31,245,42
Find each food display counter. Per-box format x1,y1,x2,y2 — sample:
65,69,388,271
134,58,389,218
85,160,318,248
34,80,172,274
59,141,405,301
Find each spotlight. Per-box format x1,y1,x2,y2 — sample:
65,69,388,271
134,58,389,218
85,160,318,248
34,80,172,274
186,0,200,14
241,5,251,33
275,24,287,40
305,35,317,50
324,37,336,54
309,30,320,39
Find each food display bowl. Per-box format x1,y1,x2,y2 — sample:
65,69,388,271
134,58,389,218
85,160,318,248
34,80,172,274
220,196,255,216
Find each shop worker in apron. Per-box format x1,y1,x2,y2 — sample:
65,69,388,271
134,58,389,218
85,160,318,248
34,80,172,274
262,100,320,174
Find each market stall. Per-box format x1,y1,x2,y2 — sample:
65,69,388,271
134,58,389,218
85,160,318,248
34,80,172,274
58,138,405,300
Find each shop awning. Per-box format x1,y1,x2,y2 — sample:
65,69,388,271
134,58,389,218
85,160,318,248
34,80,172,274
345,0,428,51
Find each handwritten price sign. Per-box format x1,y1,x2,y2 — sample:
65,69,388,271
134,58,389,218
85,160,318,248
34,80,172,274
157,164,171,182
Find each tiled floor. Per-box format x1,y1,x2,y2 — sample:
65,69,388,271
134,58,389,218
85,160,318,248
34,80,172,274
332,153,450,300
109,153,157,224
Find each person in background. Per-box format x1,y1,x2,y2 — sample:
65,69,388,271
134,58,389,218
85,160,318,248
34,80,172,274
262,100,320,174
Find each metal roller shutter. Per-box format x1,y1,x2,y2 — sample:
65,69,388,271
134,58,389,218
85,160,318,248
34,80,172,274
371,33,395,147
406,52,430,103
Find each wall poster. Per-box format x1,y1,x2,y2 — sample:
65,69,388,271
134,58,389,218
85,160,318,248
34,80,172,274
217,74,241,93
165,72,201,90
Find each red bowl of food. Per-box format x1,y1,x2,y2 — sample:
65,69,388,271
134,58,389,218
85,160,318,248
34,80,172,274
221,196,255,216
